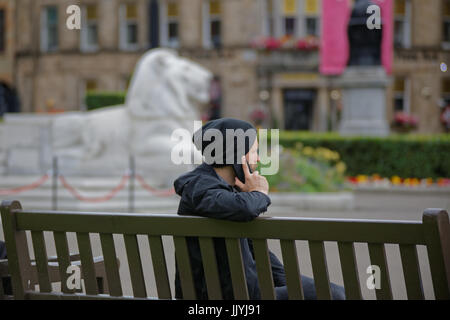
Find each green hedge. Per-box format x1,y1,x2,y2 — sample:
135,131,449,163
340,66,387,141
85,91,126,111
267,131,450,179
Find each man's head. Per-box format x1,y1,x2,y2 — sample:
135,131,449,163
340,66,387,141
193,118,259,183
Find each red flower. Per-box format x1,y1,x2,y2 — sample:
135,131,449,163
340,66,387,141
264,37,282,50
393,112,418,128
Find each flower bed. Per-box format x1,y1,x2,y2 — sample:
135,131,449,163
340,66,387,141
267,131,450,179
260,144,350,193
347,174,450,188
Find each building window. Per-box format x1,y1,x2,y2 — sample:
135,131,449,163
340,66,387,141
203,0,221,49
41,6,59,52
160,0,179,48
0,9,5,53
443,0,450,45
442,78,450,106
263,0,320,39
304,0,320,37
263,0,275,37
282,0,297,37
81,5,99,52
393,77,410,114
120,3,139,51
394,0,411,48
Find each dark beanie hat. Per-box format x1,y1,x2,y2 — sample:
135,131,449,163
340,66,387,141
193,118,257,183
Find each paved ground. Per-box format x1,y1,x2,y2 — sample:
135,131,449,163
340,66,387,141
1,188,449,299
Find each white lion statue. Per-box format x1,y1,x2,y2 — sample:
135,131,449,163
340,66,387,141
52,49,212,186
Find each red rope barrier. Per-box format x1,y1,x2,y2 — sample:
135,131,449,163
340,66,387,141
59,175,130,203
0,174,50,195
135,174,175,197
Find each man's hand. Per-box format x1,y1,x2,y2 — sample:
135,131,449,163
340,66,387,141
235,156,269,195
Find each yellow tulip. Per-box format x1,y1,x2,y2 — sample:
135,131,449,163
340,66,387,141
391,176,402,185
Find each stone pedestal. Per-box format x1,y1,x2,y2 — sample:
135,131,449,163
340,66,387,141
337,66,390,137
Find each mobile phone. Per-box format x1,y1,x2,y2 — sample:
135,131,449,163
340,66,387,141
233,158,252,187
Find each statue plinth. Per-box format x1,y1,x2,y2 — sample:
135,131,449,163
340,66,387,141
337,66,390,137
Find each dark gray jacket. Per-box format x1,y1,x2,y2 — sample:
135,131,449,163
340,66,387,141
173,163,286,300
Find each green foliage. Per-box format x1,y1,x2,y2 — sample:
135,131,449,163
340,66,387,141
259,144,349,193
267,131,450,179
85,91,126,111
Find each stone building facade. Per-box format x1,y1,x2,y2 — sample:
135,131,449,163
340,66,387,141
0,0,14,86
3,0,450,133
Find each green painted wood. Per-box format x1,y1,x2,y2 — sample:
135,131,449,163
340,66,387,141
5,201,450,301
25,291,152,300
53,232,74,294
309,241,331,300
198,237,222,300
367,243,392,300
0,201,29,299
422,209,450,299
399,244,424,300
337,242,362,300
148,236,172,299
30,231,52,293
99,233,122,297
252,239,276,300
15,211,426,245
280,240,303,300
123,234,147,298
173,236,196,299
76,233,98,295
225,238,249,300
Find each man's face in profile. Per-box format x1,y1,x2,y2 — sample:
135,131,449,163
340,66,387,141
245,139,260,172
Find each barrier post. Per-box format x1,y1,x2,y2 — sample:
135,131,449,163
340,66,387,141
52,156,58,210
129,155,135,213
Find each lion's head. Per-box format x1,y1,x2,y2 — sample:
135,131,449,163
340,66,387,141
126,49,213,119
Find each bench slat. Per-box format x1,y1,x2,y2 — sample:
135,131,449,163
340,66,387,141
225,238,249,300
16,211,426,245
309,241,331,300
367,243,392,300
399,244,423,300
0,201,34,299
198,237,222,300
99,234,122,297
148,236,171,299
280,240,304,300
252,239,276,300
173,236,197,299
76,233,98,295
25,291,151,300
338,242,362,300
123,234,147,298
423,209,450,300
53,232,75,294
30,231,52,293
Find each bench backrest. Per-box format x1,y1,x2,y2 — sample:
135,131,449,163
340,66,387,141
1,200,449,300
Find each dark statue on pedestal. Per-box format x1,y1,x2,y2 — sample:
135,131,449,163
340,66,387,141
347,0,382,66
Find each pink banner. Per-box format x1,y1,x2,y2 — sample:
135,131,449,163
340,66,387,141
320,0,393,75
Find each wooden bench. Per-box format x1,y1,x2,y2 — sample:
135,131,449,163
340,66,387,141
1,200,449,300
0,254,109,299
